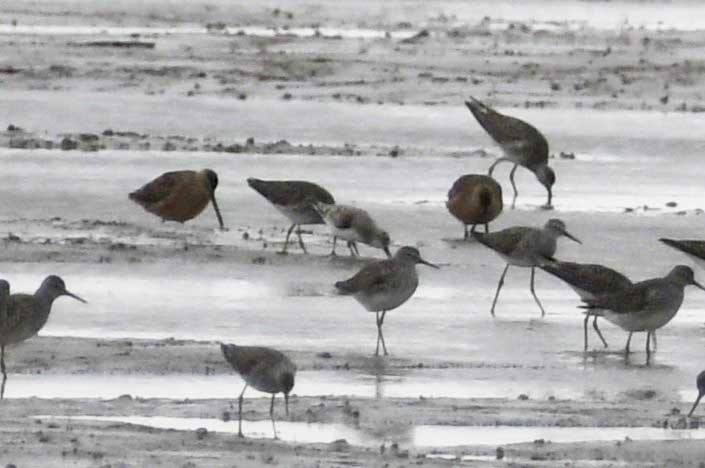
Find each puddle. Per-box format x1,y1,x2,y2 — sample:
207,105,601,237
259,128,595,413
37,415,705,448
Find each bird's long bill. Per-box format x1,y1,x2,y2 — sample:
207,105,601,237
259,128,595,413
561,229,582,244
284,393,290,417
420,258,440,269
692,280,705,292
210,193,226,230
64,290,87,304
688,393,703,417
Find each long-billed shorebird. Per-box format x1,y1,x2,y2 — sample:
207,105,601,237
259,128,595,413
580,265,705,360
541,261,632,350
129,169,225,229
465,97,555,208
688,370,705,417
220,343,296,439
446,174,503,238
247,178,335,254
0,276,86,399
314,202,391,257
335,246,438,355
473,218,581,317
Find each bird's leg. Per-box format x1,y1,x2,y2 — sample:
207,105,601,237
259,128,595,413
490,264,510,317
651,331,657,352
465,225,470,240
688,393,703,417
488,158,509,176
378,311,388,356
646,330,652,361
593,316,608,348
529,267,546,317
625,332,633,355
270,394,278,440
281,224,296,254
375,312,381,356
295,225,308,254
484,223,489,234
509,164,519,209
583,313,590,352
353,242,360,256
330,236,338,256
1,345,6,400
238,384,248,438
347,242,357,257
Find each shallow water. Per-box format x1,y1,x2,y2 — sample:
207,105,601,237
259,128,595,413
37,415,705,447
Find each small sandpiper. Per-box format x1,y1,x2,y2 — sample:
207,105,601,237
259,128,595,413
688,370,705,417
129,169,225,229
541,261,632,350
465,97,555,208
314,202,391,257
0,276,86,399
247,178,335,254
580,265,705,361
446,174,503,238
473,218,581,317
335,246,438,356
221,343,296,439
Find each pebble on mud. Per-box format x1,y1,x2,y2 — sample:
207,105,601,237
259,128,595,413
195,427,208,440
518,394,530,400
328,439,349,451
496,446,505,460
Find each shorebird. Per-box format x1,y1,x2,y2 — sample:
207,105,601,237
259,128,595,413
465,97,555,208
688,370,705,417
473,218,581,317
580,265,705,360
247,178,335,254
0,276,86,399
660,238,705,268
335,246,438,355
129,169,225,229
540,261,632,350
220,343,296,439
446,174,503,238
314,202,391,257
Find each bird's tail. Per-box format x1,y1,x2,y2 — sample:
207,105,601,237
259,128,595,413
478,187,493,215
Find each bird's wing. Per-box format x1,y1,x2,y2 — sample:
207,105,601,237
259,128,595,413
581,279,659,313
473,227,527,256
129,171,183,204
0,294,36,337
335,260,396,294
250,180,334,206
329,206,357,229
465,98,541,148
541,262,632,295
222,345,282,376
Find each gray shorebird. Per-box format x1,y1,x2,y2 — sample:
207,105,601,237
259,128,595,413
335,246,438,355
465,97,555,208
541,261,632,350
314,202,391,258
688,370,705,417
0,276,86,399
580,266,705,361
660,238,705,268
247,178,335,254
129,169,225,229
473,218,581,317
446,174,503,238
221,343,296,439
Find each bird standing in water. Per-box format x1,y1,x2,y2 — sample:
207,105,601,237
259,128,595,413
465,97,555,208
221,343,296,439
0,276,86,399
335,246,438,356
446,174,503,238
